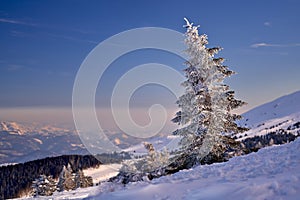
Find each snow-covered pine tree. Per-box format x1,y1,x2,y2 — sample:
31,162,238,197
31,175,57,196
57,163,93,192
172,18,248,164
120,142,169,174
140,142,169,174
57,163,75,192
74,169,93,188
113,142,170,184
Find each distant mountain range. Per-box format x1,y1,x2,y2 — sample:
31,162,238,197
0,121,161,164
0,123,88,164
1,90,299,164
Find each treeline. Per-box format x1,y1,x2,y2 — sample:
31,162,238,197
287,121,300,131
240,129,298,152
0,152,129,199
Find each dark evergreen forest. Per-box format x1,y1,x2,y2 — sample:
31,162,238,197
0,153,129,199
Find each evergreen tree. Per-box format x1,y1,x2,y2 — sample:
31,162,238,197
57,163,93,192
172,18,248,163
140,142,169,173
57,163,75,192
74,169,93,188
31,175,57,196
120,142,169,174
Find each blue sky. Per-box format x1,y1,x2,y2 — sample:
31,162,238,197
0,0,299,126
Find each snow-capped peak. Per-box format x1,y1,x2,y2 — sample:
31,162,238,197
0,121,73,136
0,121,26,135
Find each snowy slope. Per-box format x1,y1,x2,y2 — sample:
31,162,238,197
239,90,300,127
83,164,121,184
21,138,300,200
237,112,300,140
236,90,300,139
89,138,300,200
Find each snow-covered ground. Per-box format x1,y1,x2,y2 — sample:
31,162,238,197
23,138,300,200
239,91,300,127
83,164,121,184
235,91,300,140
236,111,300,140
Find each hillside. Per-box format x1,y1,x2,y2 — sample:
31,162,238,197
19,138,300,200
236,91,300,140
240,91,300,127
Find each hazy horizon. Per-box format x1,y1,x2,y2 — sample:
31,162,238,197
1,88,299,132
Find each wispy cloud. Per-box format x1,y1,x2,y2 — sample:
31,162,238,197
46,33,98,44
251,42,300,48
263,21,271,27
59,71,74,77
6,64,26,71
10,30,30,38
0,17,98,45
70,28,99,35
0,18,37,26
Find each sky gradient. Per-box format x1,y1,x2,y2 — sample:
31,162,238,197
0,0,299,129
